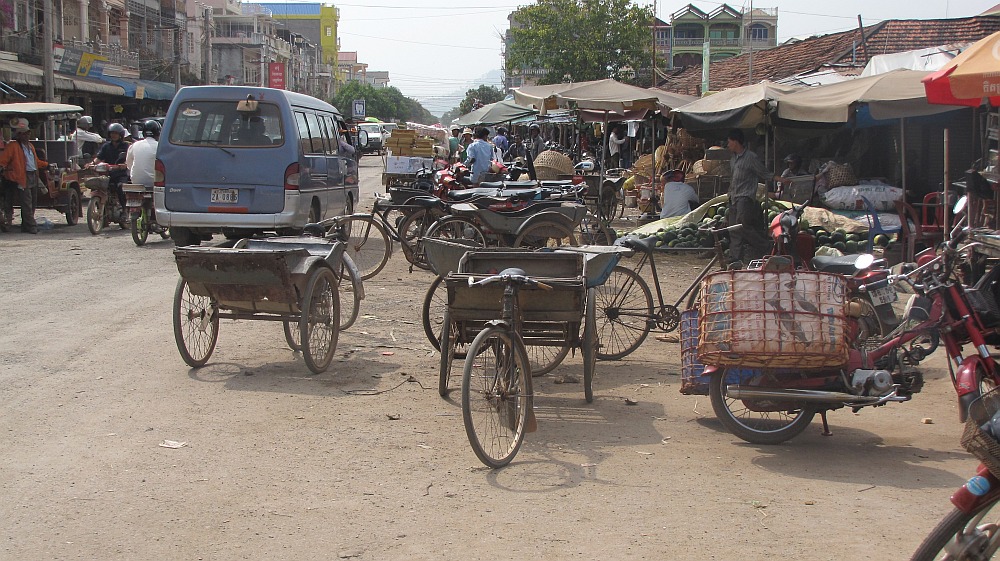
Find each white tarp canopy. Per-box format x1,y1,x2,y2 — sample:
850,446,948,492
512,80,604,113
775,69,965,123
672,80,801,131
860,45,960,77
452,100,537,127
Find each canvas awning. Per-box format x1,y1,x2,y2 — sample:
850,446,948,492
673,80,801,131
512,80,605,113
99,76,176,100
553,79,660,113
649,88,697,113
453,100,537,126
0,58,125,96
776,69,964,123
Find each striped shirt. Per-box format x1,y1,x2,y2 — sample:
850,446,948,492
729,148,771,199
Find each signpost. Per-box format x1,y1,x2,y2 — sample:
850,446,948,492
352,99,365,120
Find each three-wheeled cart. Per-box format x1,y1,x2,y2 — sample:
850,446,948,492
172,237,363,374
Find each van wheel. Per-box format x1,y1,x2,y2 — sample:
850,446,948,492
308,202,320,224
172,227,200,247
345,195,354,216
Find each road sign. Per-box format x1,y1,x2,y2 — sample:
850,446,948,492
352,99,365,119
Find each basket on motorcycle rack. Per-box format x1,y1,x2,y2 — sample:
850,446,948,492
961,387,1000,478
697,270,850,369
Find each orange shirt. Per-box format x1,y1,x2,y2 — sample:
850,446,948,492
0,140,47,187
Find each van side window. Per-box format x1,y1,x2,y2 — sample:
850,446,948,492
318,115,337,156
294,111,311,155
303,112,325,154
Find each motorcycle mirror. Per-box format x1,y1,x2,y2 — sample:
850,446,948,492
853,253,875,270
575,161,594,172
954,195,968,215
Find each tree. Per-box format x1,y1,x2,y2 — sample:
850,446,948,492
332,82,437,124
441,85,505,126
506,0,653,85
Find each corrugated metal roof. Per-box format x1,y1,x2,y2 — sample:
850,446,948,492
254,2,320,16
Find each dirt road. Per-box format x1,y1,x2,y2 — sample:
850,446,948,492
0,157,976,559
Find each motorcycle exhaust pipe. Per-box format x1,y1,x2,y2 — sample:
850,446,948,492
726,386,888,405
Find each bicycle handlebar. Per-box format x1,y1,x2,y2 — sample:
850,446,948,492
469,273,553,291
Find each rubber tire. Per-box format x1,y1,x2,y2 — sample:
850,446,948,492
577,217,616,245
171,227,201,247
422,276,446,351
910,502,1000,561
335,254,362,331
461,327,532,468
282,320,301,351
65,189,80,225
593,265,653,360
131,209,149,246
583,287,597,403
300,266,341,374
172,278,219,368
87,197,104,235
513,220,577,248
345,194,355,216
339,216,390,280
424,216,487,248
398,209,435,270
439,308,453,397
708,370,817,445
525,342,570,377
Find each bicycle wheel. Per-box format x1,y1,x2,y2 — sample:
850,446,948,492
300,266,341,374
462,327,532,468
172,278,219,368
593,265,653,360
398,209,439,270
525,343,570,377
424,216,486,247
338,216,390,280
422,276,447,351
439,308,454,397
910,500,1000,561
513,220,577,249
582,287,597,403
335,253,362,331
576,211,616,246
708,369,816,445
282,320,301,351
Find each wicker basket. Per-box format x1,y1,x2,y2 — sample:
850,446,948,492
533,150,574,180
697,270,850,369
961,388,1000,478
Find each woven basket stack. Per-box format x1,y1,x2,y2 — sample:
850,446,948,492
533,150,574,180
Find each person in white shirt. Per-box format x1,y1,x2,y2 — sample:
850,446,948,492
71,116,104,160
607,125,627,169
659,169,699,218
126,120,160,188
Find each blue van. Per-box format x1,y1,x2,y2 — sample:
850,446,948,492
154,86,360,245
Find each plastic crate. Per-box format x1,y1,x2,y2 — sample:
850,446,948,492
679,309,707,394
698,270,849,369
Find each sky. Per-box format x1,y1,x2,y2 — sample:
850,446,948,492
264,0,997,117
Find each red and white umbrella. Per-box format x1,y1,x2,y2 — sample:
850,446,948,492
923,30,1000,107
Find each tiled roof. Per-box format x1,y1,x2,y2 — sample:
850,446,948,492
659,15,1000,95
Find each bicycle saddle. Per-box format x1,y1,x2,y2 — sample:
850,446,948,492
811,254,863,275
618,235,658,253
499,267,526,276
408,196,446,209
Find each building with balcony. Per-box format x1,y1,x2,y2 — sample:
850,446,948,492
212,4,294,87
251,2,339,67
669,3,777,68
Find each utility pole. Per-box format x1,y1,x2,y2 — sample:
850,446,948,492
747,0,754,84
651,0,656,88
203,6,213,84
174,28,181,91
42,0,54,101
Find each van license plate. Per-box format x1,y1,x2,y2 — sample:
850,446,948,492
870,285,897,306
211,189,238,204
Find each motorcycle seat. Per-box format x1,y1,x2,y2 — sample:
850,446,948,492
811,254,860,275
479,180,539,189
407,196,446,209
448,188,539,202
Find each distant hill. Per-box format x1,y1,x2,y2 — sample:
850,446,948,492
411,69,504,119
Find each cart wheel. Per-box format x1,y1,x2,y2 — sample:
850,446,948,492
593,265,653,360
513,220,578,249
576,212,616,245
583,288,597,403
439,308,454,397
335,253,362,331
423,276,470,361
526,344,570,376
338,216,390,280
398,209,436,271
87,197,104,235
300,266,341,374
282,320,301,351
65,189,80,225
172,278,219,368
131,209,149,246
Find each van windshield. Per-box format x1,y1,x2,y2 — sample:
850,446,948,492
168,101,284,148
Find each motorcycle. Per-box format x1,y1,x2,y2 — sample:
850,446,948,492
122,182,168,246
706,197,1000,445
84,162,128,235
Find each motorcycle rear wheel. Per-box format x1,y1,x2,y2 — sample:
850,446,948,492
910,501,1000,561
87,197,104,235
131,209,149,246
709,370,817,445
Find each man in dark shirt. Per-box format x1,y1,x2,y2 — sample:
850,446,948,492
93,122,133,214
726,129,773,265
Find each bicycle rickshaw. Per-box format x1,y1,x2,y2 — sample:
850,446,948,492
172,235,364,374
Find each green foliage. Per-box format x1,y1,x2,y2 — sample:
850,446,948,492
332,82,437,125
506,0,654,85
441,85,505,125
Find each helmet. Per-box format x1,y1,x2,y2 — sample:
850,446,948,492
529,123,540,131
451,125,461,132
78,116,93,130
783,153,802,164
108,122,127,136
141,119,161,139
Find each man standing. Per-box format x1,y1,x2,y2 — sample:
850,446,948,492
492,127,509,157
725,128,773,265
0,118,47,233
607,125,627,169
528,123,544,161
464,127,495,184
448,125,461,162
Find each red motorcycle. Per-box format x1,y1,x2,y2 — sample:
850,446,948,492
706,197,1000,445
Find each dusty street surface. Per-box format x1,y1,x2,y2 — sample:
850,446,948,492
0,157,978,560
